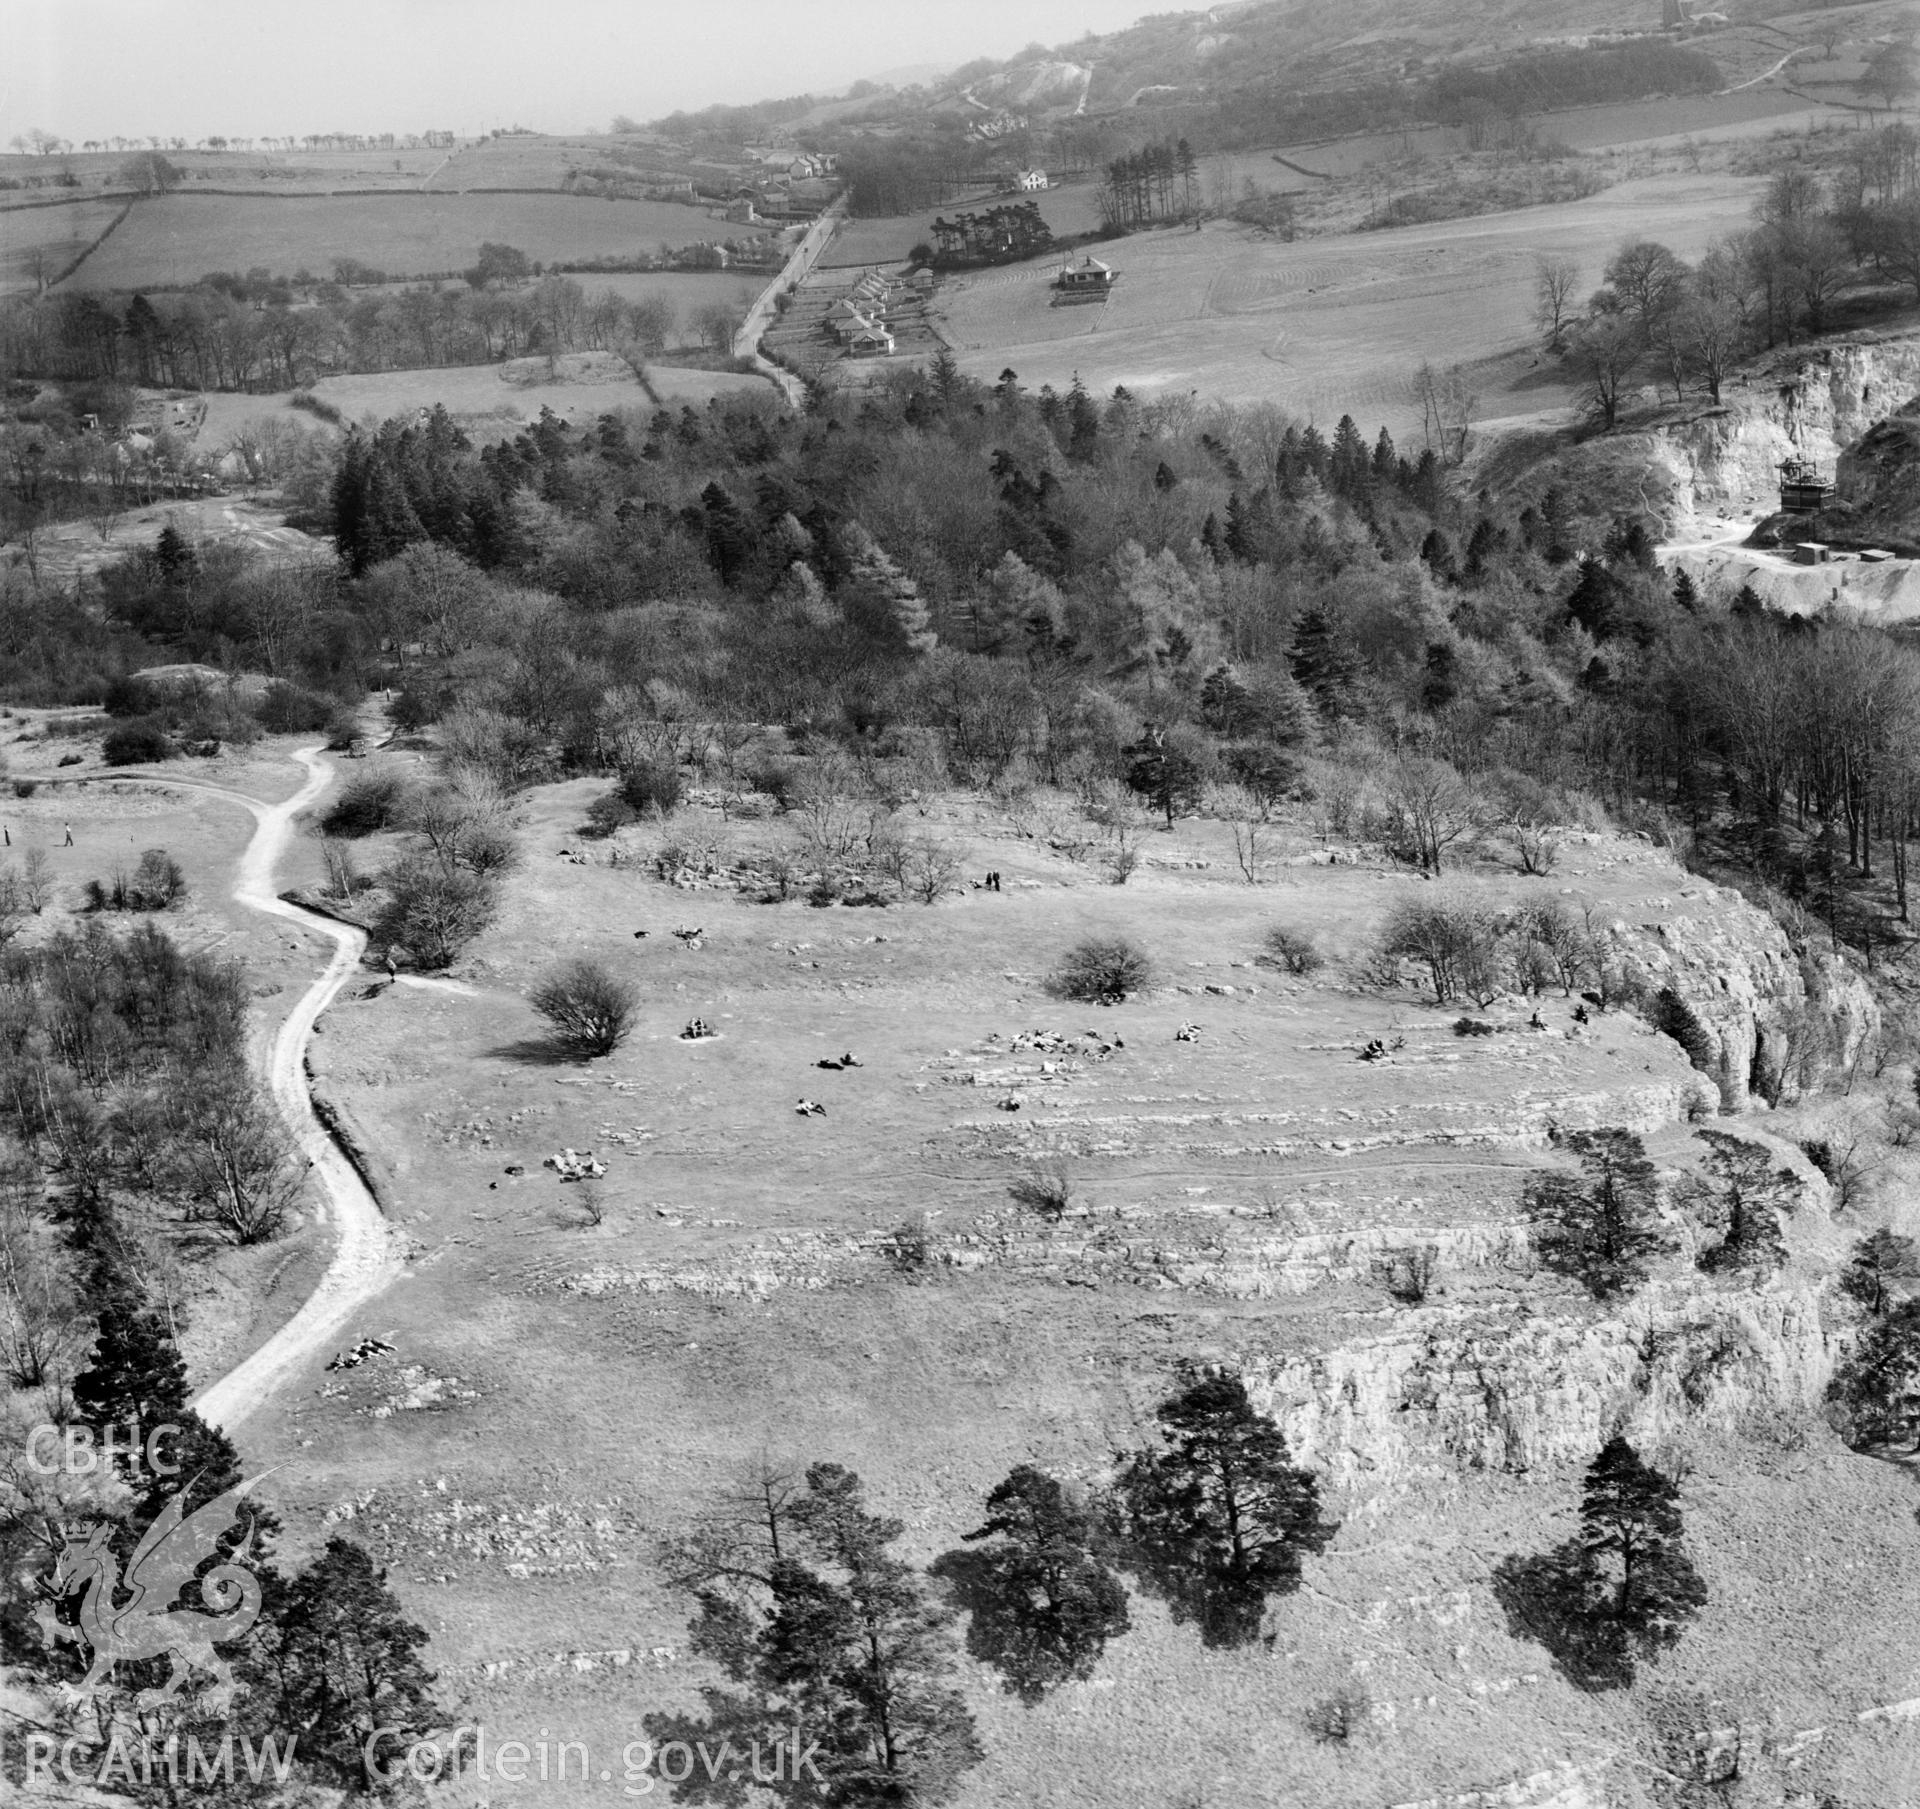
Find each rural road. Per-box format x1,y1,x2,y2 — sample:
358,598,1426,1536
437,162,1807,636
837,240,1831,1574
62,749,401,1431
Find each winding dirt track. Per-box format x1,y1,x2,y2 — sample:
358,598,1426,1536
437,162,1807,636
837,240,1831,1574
74,748,401,1431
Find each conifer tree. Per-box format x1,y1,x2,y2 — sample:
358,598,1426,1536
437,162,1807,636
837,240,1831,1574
1841,1228,1920,1316
270,1538,447,1795
1692,1130,1792,1276
1288,607,1356,717
933,1466,1130,1701
1829,1300,1920,1450
1114,1371,1334,1648
1525,1128,1670,1299
1493,1435,1706,1690
652,1463,982,1805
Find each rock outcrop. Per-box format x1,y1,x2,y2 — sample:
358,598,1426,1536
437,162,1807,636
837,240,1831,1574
1642,333,1920,535
1598,892,1879,1107
1249,1279,1838,1487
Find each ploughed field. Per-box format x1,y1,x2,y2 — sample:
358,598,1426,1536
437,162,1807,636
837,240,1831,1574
199,771,1920,1806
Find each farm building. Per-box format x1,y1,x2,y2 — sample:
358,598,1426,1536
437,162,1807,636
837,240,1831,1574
1016,169,1049,192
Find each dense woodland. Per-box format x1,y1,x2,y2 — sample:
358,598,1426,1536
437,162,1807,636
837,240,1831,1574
2,339,1919,964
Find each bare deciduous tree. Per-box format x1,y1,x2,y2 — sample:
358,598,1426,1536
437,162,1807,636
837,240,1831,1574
1532,255,1583,352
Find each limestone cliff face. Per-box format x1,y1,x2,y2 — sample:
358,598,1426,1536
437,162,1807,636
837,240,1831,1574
1638,333,1920,533
1595,891,1879,1107
1834,396,1920,549
1248,1279,1837,1488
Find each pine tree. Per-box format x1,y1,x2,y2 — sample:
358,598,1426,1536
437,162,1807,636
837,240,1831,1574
842,527,937,656
1567,556,1625,641
71,1309,248,1517
1579,1438,1704,1634
1829,1300,1920,1450
932,1466,1131,1702
153,523,196,585
1493,1436,1706,1690
1125,726,1209,827
1525,1128,1670,1299
270,1538,446,1795
1114,1371,1335,1648
1066,374,1101,462
1692,1130,1792,1276
1841,1229,1920,1316
1408,446,1446,515
1371,425,1397,484
652,1463,982,1804
1419,528,1457,583
1330,414,1370,502
1671,569,1700,613
1224,491,1254,561
1463,516,1501,581
1288,607,1356,717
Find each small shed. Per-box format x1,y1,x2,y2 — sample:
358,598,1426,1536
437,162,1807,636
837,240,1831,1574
1791,542,1831,566
1057,255,1114,293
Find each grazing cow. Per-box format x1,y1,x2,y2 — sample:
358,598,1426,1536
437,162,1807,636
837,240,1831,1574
673,926,704,947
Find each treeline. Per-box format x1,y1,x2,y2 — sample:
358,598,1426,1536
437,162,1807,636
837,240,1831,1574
924,200,1054,266
0,269,748,393
1099,137,1200,231
1426,39,1720,125
1545,143,1920,426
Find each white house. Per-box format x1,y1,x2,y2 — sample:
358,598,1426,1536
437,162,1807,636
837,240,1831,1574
1016,169,1048,192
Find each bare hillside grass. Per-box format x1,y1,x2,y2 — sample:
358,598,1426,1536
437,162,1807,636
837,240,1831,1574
205,770,1920,1806
934,169,1765,439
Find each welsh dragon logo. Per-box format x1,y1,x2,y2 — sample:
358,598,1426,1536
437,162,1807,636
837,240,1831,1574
34,1478,264,1710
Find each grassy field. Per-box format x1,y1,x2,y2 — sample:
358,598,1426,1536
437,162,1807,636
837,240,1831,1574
0,194,127,292
58,190,730,290
932,169,1766,441
146,756,1920,1808
580,268,765,319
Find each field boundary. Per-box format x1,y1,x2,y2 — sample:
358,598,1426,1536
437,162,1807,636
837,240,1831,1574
47,197,136,289
0,190,139,215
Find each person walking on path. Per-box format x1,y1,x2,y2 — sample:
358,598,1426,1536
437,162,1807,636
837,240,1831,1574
63,823,74,847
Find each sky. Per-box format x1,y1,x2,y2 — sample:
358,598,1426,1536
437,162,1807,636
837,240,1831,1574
0,0,1162,145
